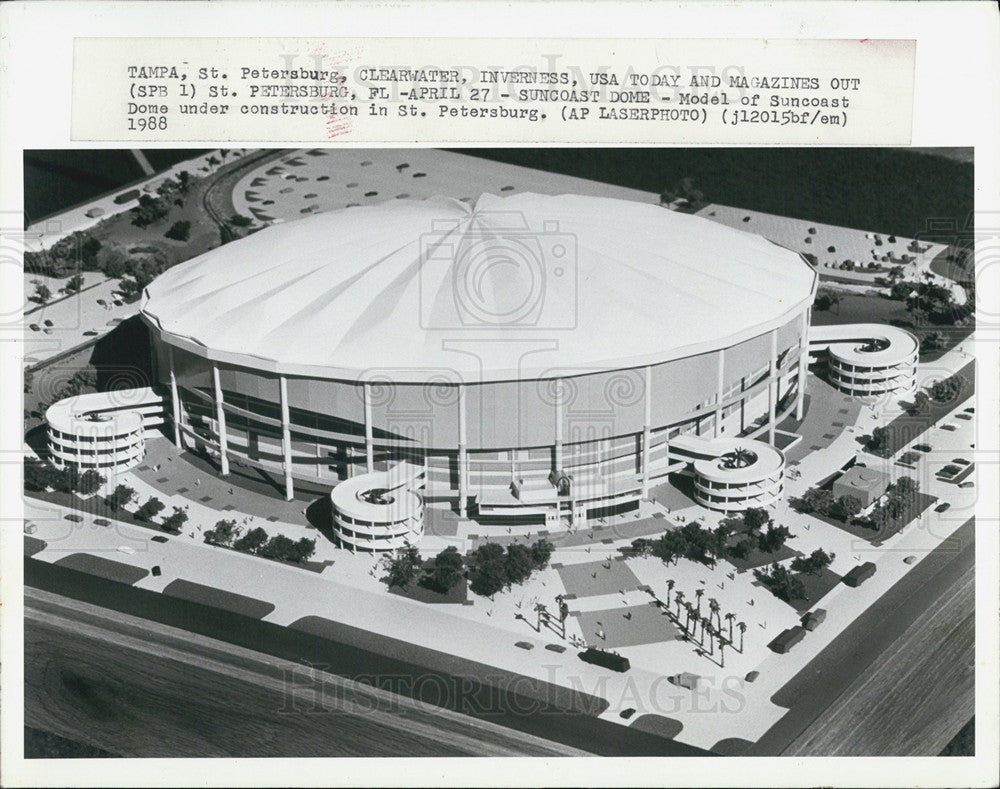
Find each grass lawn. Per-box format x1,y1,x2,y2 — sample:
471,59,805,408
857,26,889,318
865,360,975,457
24,535,48,557
389,575,470,605
753,565,842,614
810,291,974,361
807,491,939,545
723,536,801,573
791,567,843,613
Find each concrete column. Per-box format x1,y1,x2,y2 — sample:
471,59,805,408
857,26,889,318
457,383,468,518
795,308,810,421
363,383,374,474
714,349,725,437
167,345,182,447
279,375,293,500
768,329,778,445
641,366,652,496
553,378,564,471
212,364,229,476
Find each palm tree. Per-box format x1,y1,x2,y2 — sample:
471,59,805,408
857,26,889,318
674,590,685,620
709,598,721,630
725,612,736,643
718,638,726,668
695,588,704,617
702,618,714,655
737,621,747,652
666,579,675,608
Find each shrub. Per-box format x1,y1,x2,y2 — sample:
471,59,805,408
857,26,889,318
32,283,51,304
230,213,253,227
827,245,836,253
164,220,191,242
131,194,169,227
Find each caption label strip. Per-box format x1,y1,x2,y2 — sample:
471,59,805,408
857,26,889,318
71,37,915,143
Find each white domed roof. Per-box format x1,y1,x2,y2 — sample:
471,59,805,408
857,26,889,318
141,192,816,383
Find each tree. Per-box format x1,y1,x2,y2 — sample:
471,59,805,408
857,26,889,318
429,546,465,592
62,274,85,293
230,213,253,227
164,220,191,241
24,458,61,492
911,391,931,415
890,281,914,301
833,494,863,523
259,534,298,561
107,484,136,510
758,523,794,553
797,486,835,515
504,543,535,586
177,170,192,193
134,496,165,522
384,545,422,588
920,331,943,354
708,597,721,629
205,518,239,547
288,537,316,564
81,236,102,267
161,506,188,534
754,563,807,603
868,425,892,456
893,476,920,498
743,507,772,533
529,539,554,569
131,194,169,227
32,283,51,304
791,548,836,576
233,526,269,554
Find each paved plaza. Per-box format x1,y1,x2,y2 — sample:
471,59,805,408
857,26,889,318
556,558,646,599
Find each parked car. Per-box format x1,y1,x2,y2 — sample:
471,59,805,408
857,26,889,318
29,323,40,332
953,458,971,465
914,443,933,452
964,406,975,414
903,555,917,565
934,502,951,513
151,535,169,543
959,481,974,489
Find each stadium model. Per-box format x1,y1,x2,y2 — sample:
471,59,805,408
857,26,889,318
47,193,921,551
